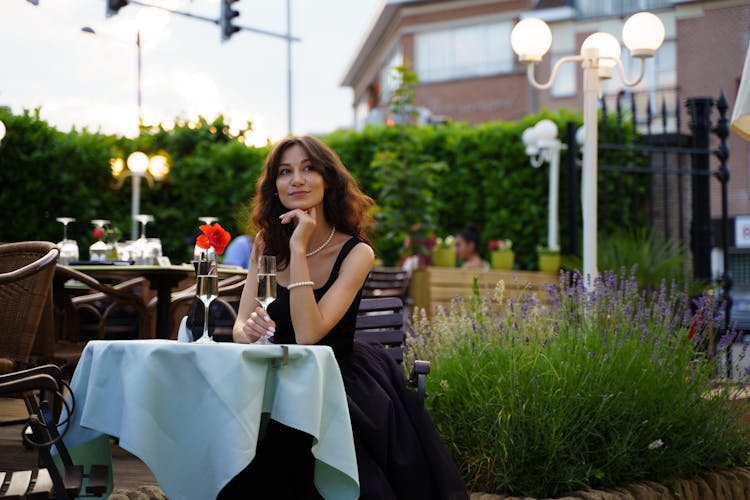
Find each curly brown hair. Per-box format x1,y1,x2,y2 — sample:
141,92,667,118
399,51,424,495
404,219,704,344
250,135,374,269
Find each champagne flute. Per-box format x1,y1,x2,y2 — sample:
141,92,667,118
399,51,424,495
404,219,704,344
194,273,219,344
255,255,276,344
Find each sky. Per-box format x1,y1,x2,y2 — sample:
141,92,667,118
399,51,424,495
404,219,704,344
0,0,383,145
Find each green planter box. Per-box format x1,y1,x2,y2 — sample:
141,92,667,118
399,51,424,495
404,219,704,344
432,248,456,267
538,253,561,273
491,250,514,270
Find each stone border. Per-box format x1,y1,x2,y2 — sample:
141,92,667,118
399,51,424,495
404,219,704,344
470,466,750,499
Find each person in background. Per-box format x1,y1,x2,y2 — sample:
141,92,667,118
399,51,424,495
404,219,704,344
222,234,253,268
456,225,489,270
226,135,467,499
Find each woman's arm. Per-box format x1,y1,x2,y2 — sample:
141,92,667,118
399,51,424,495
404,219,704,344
288,242,374,345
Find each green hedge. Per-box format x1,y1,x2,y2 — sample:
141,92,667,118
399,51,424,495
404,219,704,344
0,107,645,266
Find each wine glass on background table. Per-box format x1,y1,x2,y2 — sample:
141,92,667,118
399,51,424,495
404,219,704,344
194,272,219,344
132,214,154,264
255,255,276,345
56,217,79,264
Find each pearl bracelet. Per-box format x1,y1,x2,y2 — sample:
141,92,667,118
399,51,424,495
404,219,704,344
287,281,315,290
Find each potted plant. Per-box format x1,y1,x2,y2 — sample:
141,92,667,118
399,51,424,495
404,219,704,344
537,245,561,273
432,236,456,267
489,239,514,270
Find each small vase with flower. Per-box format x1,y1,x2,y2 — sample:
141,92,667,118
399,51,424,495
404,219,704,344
489,239,514,270
187,223,231,342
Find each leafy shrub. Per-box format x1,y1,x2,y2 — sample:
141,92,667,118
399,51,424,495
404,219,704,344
598,227,691,292
408,272,750,497
0,107,649,268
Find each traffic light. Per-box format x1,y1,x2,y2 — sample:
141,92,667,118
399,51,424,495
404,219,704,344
220,0,241,41
106,0,128,17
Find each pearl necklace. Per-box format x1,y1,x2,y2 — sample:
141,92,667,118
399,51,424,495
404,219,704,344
306,226,335,257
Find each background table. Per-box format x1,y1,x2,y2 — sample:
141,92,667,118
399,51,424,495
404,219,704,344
61,340,359,500
70,265,246,338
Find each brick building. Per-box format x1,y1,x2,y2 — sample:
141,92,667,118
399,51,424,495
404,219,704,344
341,0,750,223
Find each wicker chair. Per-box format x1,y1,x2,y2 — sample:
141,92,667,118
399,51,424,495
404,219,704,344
0,241,59,374
48,265,151,378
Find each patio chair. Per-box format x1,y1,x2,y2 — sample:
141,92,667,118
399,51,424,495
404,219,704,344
48,265,151,378
363,266,412,301
169,275,245,341
0,364,108,499
0,241,59,374
355,296,430,403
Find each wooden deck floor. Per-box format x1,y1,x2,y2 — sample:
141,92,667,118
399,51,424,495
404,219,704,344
0,397,160,492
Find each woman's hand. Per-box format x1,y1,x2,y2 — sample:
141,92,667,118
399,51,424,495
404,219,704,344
241,305,276,343
279,206,317,254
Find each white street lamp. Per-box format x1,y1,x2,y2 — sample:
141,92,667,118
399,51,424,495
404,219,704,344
511,11,664,283
523,119,562,252
0,119,6,144
116,151,170,239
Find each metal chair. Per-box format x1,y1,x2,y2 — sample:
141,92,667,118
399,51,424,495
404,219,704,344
0,241,59,374
0,364,108,499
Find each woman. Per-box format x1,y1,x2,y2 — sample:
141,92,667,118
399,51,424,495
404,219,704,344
455,225,489,270
227,136,467,499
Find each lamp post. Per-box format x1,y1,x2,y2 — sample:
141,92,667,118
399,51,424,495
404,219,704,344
511,12,665,283
523,119,561,252
112,151,169,239
81,26,143,127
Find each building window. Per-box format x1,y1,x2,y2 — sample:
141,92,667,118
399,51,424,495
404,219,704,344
576,0,672,18
550,53,577,97
601,38,676,96
380,48,403,104
415,21,512,82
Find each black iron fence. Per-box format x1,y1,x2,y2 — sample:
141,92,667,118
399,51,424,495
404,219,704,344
563,89,732,327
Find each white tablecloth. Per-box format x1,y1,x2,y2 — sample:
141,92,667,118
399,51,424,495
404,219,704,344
61,340,359,500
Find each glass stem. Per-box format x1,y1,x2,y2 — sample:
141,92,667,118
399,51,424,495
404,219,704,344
202,301,210,339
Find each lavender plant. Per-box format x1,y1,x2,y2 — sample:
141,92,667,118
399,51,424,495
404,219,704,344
408,270,750,497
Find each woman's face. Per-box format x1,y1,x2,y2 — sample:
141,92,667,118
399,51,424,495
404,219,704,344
275,144,326,211
455,235,475,260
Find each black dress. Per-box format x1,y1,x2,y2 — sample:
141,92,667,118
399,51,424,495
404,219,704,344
219,237,467,500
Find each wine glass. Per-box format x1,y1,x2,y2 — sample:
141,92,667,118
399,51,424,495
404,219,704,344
135,214,154,240
132,214,154,264
255,255,276,345
56,217,79,264
198,216,218,225
194,273,219,344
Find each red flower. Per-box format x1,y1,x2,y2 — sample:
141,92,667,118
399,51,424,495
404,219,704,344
196,223,231,255
687,311,702,342
93,226,105,240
